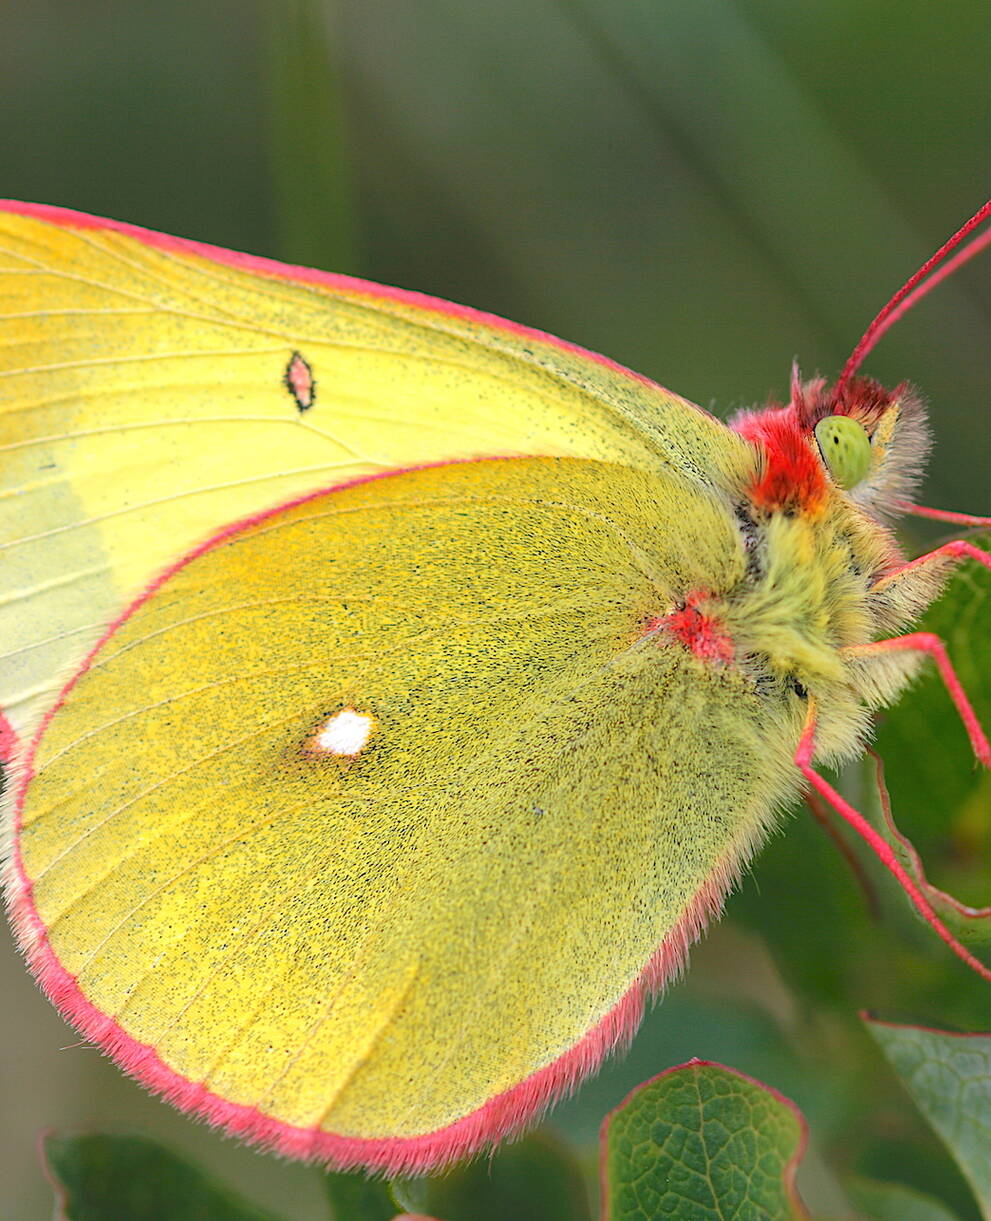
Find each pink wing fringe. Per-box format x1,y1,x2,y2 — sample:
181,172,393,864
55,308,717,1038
0,709,18,765
7,841,735,1174
1,199,728,1173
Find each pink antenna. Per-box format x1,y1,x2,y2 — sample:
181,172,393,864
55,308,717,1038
835,198,991,396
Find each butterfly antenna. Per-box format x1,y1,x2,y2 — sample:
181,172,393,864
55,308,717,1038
835,198,991,396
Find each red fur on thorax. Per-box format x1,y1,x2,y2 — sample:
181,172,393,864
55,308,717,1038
647,592,734,664
733,406,826,514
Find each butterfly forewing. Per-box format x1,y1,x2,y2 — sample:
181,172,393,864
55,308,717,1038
0,204,747,734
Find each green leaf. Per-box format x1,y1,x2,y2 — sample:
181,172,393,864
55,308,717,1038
390,1178,430,1214
600,1060,810,1220
323,1168,397,1221
42,1132,288,1221
848,1174,962,1221
867,1019,991,1221
419,1130,590,1221
874,531,991,921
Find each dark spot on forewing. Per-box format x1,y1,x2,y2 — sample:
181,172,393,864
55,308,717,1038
284,351,315,412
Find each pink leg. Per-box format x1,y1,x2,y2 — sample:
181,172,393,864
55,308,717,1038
890,538,991,579
893,501,991,527
795,702,991,983
845,631,990,766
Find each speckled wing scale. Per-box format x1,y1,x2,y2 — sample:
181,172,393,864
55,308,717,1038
2,199,990,1173
13,455,808,1170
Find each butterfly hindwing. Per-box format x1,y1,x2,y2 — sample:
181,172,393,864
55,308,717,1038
12,454,800,1166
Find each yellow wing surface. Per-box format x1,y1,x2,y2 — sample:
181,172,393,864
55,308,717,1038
0,202,750,736
13,455,804,1170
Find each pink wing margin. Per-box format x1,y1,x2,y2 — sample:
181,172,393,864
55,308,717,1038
0,198,691,401
8,836,737,1173
1,200,726,1172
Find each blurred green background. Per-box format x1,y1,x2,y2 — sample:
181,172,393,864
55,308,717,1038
2,2,990,1218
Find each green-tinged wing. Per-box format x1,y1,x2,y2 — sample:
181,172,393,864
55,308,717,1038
12,456,801,1167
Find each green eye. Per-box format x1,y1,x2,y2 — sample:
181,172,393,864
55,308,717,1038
814,415,872,489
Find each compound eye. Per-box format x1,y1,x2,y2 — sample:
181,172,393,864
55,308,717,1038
814,415,872,489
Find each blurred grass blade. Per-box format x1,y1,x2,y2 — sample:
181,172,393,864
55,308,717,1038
864,749,991,966
867,1019,991,1221
600,1060,812,1220
42,1132,288,1221
262,0,358,272
554,0,972,359
390,1178,429,1214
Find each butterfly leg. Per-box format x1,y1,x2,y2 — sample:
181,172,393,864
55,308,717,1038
890,538,991,573
862,538,991,762
794,699,991,981
804,788,881,917
842,633,990,765
893,501,991,527
871,538,991,610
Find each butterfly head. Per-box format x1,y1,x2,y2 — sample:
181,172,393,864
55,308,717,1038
733,198,991,522
799,369,930,518
731,370,929,521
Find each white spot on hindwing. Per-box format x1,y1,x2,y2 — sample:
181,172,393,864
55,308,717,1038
310,707,375,757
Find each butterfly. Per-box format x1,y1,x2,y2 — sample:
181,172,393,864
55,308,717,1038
1,198,989,1174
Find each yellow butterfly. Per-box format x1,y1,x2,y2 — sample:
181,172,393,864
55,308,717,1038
2,199,989,1173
